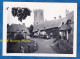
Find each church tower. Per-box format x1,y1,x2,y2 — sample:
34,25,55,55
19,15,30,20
34,9,44,26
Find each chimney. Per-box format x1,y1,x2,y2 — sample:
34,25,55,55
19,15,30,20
23,23,25,26
65,9,69,16
62,22,64,25
59,15,62,18
54,17,56,20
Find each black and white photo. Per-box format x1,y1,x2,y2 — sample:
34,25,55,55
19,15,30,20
3,2,77,57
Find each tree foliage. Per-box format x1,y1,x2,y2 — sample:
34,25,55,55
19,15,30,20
12,7,31,22
29,25,34,37
7,24,10,28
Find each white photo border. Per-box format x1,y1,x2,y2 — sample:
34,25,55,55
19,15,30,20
3,2,77,57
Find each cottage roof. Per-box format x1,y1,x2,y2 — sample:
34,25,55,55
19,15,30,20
63,11,74,24
33,11,74,32
59,24,72,31
8,24,30,34
33,18,64,32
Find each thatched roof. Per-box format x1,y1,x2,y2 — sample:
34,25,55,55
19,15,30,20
33,18,64,32
7,24,30,34
59,24,71,31
33,11,74,32
63,11,74,24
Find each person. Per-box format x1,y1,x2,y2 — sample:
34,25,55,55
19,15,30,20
50,33,53,38
20,45,24,53
34,38,36,46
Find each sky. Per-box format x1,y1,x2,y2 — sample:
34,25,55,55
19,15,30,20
5,2,77,27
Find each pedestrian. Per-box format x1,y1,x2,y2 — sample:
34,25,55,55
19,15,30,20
34,38,36,46
20,45,24,53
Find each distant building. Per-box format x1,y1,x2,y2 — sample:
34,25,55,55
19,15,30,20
59,11,74,40
7,24,30,39
33,10,74,39
34,9,44,27
33,18,64,38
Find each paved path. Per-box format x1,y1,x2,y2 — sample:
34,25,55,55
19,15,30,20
35,38,56,53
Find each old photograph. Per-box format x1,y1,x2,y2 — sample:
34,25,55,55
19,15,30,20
3,2,77,57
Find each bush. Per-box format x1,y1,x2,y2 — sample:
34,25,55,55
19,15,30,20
7,39,38,53
53,35,61,43
52,33,73,54
58,40,73,54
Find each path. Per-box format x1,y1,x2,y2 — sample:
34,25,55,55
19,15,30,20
35,38,56,53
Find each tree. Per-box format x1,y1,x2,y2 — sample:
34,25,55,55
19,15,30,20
12,7,31,22
7,24,10,28
29,25,34,37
